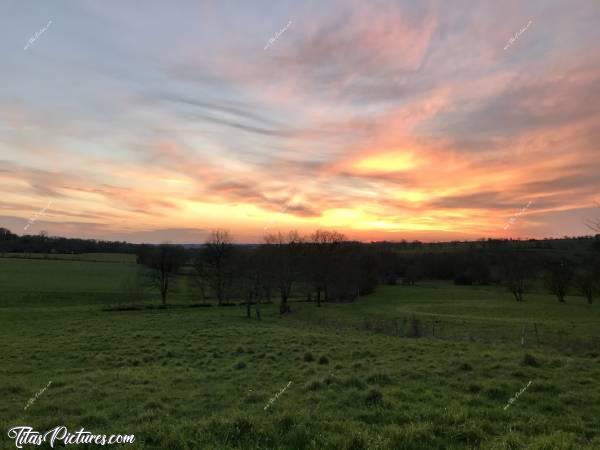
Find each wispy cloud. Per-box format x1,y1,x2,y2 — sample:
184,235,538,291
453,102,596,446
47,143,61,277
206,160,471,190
1,1,599,242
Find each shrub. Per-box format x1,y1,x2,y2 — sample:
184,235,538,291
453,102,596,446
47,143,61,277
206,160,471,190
318,356,329,365
303,352,315,362
459,362,473,371
365,389,383,407
522,353,540,367
234,361,246,370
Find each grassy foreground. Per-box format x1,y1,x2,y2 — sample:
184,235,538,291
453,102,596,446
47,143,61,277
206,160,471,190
1,256,599,449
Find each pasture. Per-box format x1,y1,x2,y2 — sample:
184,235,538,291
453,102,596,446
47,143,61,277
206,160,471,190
1,256,599,449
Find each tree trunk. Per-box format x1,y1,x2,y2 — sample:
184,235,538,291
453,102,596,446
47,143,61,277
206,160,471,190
280,294,290,314
216,272,223,305
161,275,168,305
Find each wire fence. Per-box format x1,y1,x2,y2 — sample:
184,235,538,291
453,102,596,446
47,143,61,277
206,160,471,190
305,315,600,354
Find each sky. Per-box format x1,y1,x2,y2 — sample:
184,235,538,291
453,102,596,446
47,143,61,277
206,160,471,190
1,0,599,243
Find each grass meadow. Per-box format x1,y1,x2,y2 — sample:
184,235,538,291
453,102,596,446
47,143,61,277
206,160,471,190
1,256,599,449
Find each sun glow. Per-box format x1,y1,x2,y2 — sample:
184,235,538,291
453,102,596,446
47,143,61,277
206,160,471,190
354,151,417,173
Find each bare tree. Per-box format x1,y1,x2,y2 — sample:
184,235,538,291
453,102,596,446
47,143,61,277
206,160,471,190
200,230,233,305
500,253,531,302
574,250,600,304
574,268,596,304
584,201,600,233
0,227,14,240
309,230,346,306
0,227,17,256
586,219,600,233
192,256,209,304
141,244,187,305
234,248,263,319
264,230,303,314
544,258,573,303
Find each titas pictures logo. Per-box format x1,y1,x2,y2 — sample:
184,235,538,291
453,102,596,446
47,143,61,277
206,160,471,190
23,200,52,231
504,20,533,50
23,381,51,411
7,426,135,448
24,20,52,51
264,20,292,50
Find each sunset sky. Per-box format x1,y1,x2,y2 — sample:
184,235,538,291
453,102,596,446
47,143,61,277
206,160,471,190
1,0,599,243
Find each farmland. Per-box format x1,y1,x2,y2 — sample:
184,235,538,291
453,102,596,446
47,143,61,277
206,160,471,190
1,255,599,449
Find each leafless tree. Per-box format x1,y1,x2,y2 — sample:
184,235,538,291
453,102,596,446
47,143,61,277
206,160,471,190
0,227,16,256
264,230,303,314
585,218,600,233
309,230,346,306
0,227,13,240
584,201,600,233
141,244,187,305
574,268,596,304
234,248,263,319
200,230,233,305
544,258,573,303
192,258,209,304
500,253,531,302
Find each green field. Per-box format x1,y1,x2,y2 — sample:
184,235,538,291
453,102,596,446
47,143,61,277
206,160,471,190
1,256,599,449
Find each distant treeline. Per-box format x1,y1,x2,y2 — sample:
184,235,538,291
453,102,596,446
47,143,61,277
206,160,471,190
0,228,138,254
1,226,597,257
2,227,599,309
